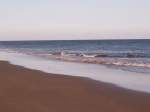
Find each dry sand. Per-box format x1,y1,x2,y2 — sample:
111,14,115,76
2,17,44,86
0,61,150,112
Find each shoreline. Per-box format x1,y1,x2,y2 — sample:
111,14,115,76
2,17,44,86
0,61,150,112
1,51,150,93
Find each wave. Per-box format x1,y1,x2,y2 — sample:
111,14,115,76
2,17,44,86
105,61,150,68
40,52,150,68
49,51,150,58
1,49,150,69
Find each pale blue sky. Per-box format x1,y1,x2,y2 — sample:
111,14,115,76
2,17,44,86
0,0,150,40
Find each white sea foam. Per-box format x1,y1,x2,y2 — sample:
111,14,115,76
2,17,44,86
0,51,150,93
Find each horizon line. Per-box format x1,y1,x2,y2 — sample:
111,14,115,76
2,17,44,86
0,38,150,42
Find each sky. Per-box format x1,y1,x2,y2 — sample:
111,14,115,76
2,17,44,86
0,0,150,40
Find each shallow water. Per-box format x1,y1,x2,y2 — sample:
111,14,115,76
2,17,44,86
1,40,150,73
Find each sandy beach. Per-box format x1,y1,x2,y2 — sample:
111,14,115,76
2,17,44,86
0,61,150,112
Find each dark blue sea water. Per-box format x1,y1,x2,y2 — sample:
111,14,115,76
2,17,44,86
0,39,150,73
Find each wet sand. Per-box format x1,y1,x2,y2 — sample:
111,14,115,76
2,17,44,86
0,61,150,112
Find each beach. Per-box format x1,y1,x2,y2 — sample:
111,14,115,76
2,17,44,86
0,61,150,112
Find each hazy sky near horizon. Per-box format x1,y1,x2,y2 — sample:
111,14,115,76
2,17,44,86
0,0,150,40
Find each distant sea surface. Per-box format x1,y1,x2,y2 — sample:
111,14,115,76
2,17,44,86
0,39,150,73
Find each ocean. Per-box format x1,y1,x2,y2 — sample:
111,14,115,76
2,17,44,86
0,39,150,73
0,39,150,93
